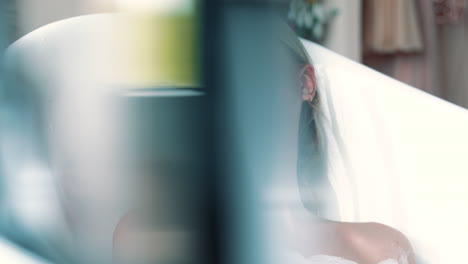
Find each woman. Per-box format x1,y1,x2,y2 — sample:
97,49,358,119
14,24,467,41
113,21,416,264
267,22,417,264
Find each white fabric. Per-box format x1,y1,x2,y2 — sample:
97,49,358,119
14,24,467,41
1,14,148,263
281,251,400,264
0,237,49,263
302,39,468,264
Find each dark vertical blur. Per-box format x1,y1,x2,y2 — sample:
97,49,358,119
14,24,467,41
215,2,289,264
0,1,292,264
200,1,222,264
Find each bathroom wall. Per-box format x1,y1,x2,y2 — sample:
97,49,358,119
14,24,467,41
324,0,362,62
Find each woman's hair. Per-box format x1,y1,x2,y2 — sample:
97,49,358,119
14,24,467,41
279,22,330,214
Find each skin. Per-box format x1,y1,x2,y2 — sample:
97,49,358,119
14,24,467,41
289,64,416,264
113,210,197,264
113,64,416,264
299,64,318,102
278,206,416,264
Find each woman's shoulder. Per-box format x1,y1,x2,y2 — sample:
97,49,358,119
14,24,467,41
339,221,415,264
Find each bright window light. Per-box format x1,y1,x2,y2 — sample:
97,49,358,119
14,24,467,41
114,0,194,13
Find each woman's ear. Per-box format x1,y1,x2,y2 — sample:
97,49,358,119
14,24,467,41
300,64,317,102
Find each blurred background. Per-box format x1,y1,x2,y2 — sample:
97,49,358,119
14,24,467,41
1,0,467,107
0,0,467,263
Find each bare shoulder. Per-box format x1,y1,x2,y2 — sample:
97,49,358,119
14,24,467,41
340,221,416,264
113,210,139,250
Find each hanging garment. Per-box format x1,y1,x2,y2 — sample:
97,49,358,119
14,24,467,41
363,0,441,96
391,0,442,96
363,0,424,54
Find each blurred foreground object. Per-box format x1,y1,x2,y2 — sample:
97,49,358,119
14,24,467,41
0,10,212,264
0,236,50,263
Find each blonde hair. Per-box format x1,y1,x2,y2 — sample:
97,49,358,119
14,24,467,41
279,21,330,213
278,21,324,149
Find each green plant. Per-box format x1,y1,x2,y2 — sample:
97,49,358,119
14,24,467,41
288,0,338,43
